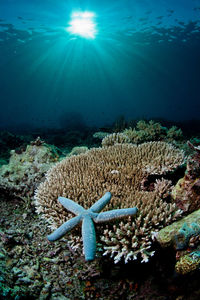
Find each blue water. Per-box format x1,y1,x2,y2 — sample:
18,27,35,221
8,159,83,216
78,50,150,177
0,0,200,130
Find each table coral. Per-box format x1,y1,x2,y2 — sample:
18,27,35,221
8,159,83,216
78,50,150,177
47,192,138,261
35,142,184,263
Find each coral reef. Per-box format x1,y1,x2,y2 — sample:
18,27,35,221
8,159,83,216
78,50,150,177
35,142,184,263
173,222,200,250
0,131,29,164
0,138,60,201
153,178,173,199
68,146,89,156
156,208,200,248
172,141,200,212
156,209,200,274
175,250,200,275
101,120,183,147
48,192,138,261
93,132,109,140
102,133,130,147
2,197,199,300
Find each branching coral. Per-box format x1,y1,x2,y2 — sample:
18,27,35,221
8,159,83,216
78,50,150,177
153,178,173,199
101,120,183,146
35,142,184,263
47,192,138,261
102,133,130,147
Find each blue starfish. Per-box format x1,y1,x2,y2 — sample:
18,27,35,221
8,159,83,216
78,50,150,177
47,192,138,261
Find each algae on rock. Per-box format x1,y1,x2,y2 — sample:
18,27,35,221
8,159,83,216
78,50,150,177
0,139,60,201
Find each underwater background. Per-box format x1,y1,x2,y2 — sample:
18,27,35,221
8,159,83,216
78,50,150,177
0,0,200,131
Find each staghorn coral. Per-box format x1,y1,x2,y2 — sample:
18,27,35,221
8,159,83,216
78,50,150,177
68,146,89,156
35,142,184,263
47,192,138,261
153,178,173,199
93,132,109,140
123,120,166,144
101,191,181,263
101,132,130,147
0,139,60,201
166,126,183,141
102,120,183,146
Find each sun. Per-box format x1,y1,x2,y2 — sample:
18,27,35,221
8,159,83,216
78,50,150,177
66,11,97,39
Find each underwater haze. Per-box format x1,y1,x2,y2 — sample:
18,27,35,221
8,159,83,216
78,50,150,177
0,0,200,130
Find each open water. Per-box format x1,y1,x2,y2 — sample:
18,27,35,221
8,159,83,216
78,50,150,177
0,0,200,130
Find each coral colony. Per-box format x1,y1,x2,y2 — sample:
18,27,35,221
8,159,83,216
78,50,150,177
35,142,184,263
48,192,138,261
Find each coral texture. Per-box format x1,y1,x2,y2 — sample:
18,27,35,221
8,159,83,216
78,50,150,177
0,140,59,200
47,192,138,261
175,250,200,275
68,146,89,156
93,132,109,140
102,133,130,147
35,142,184,263
156,208,200,248
101,120,183,147
156,208,200,275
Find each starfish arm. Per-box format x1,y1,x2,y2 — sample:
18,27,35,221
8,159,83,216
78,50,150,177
90,192,112,213
47,215,82,241
95,207,138,223
59,197,85,215
82,215,96,261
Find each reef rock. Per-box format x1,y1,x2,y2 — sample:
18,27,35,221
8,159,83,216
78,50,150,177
0,138,60,201
172,141,200,212
156,209,200,275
